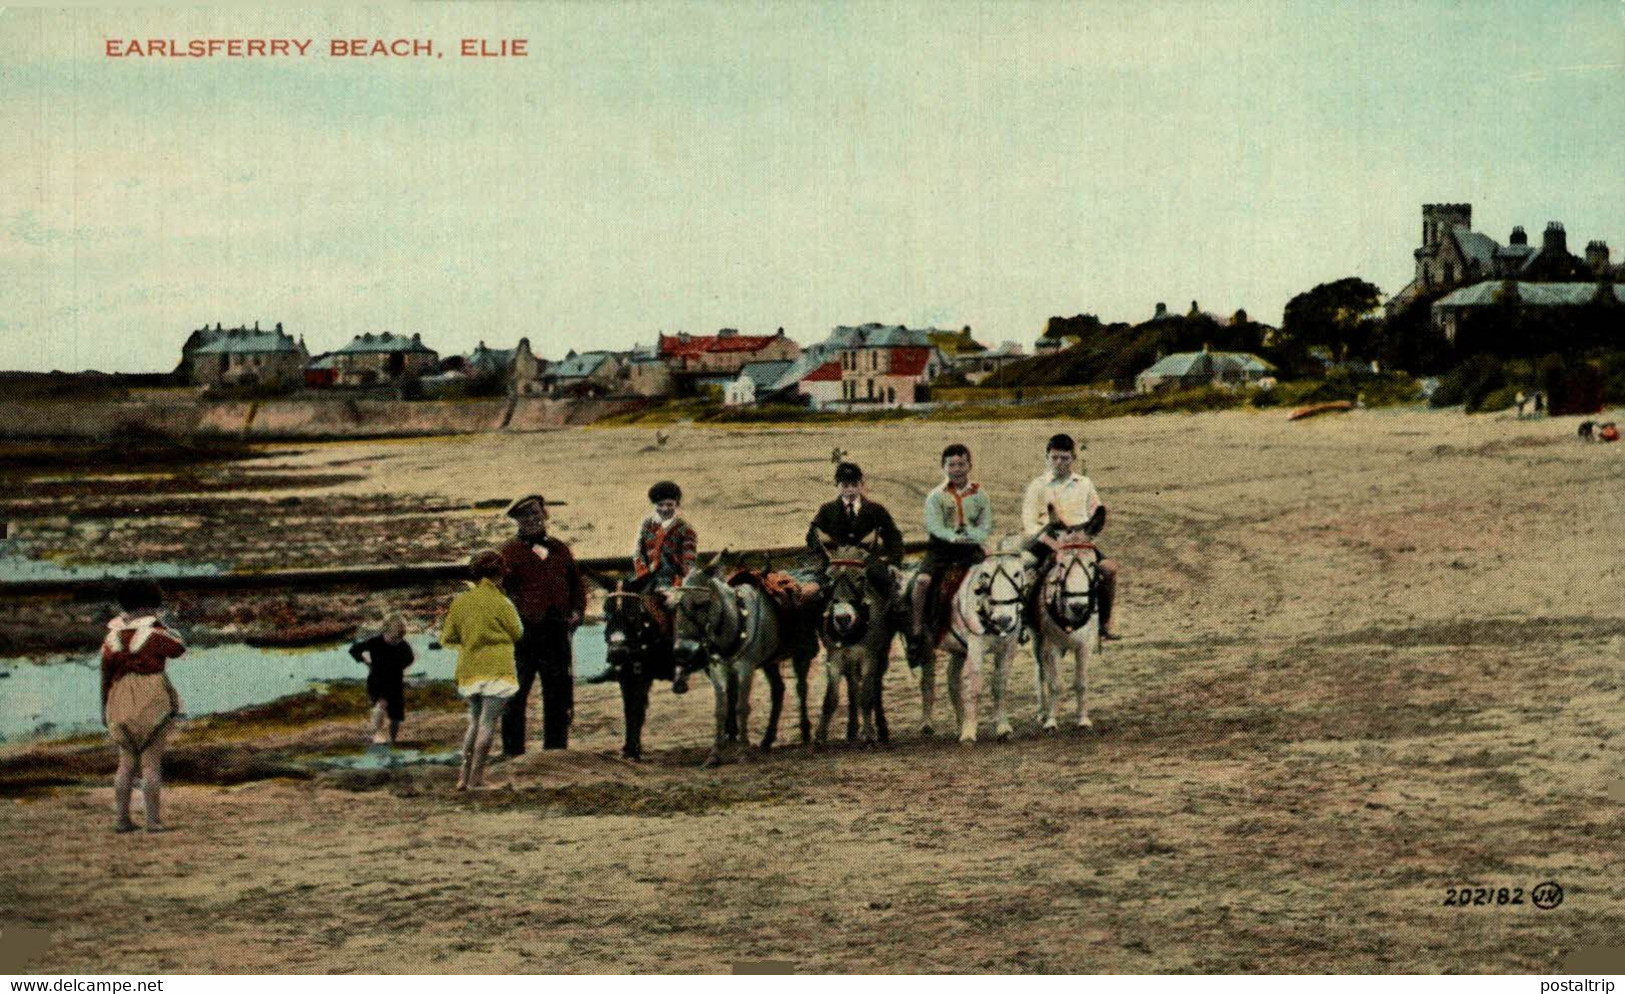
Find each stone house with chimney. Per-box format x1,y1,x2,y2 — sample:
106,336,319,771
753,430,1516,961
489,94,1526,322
1385,203,1618,318
322,332,440,387
189,326,309,389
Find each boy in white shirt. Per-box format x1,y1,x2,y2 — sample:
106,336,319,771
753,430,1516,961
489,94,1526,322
1021,433,1121,640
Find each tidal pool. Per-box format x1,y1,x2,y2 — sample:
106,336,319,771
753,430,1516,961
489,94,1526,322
0,628,611,743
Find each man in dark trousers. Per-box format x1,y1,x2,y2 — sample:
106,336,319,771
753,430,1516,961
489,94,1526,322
498,494,585,754
804,462,904,601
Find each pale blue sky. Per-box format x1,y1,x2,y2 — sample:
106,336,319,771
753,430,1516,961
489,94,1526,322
3,2,1622,372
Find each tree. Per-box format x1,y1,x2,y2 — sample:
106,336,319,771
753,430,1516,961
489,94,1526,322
1280,277,1383,363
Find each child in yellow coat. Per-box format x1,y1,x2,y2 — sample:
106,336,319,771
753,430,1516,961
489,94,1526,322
440,550,523,790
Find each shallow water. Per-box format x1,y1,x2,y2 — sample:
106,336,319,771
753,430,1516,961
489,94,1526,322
303,744,462,770
0,546,226,583
0,628,610,743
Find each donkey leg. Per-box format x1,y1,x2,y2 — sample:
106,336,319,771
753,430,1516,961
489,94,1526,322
795,654,813,745
704,669,728,767
1075,636,1094,731
816,659,840,746
844,667,860,743
918,650,937,736
872,655,890,745
960,646,984,743
1040,637,1062,733
757,661,785,754
993,641,1015,742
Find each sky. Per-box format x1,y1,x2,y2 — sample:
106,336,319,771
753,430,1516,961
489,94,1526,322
3,1,1623,373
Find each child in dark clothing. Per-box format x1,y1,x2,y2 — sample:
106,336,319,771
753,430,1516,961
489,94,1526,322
349,615,414,744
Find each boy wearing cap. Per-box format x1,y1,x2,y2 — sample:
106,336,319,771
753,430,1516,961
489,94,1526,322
1021,433,1121,640
498,494,586,753
632,480,698,589
805,461,903,599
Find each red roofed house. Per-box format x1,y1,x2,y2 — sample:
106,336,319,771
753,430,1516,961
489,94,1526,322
656,328,801,377
834,325,952,407
797,359,845,410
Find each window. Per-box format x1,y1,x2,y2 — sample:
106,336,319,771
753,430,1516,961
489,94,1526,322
866,379,874,400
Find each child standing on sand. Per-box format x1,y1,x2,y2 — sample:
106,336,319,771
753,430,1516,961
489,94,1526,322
101,579,186,834
349,615,415,745
440,551,523,790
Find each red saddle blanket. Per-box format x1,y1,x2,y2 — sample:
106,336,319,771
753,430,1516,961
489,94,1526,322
726,569,811,636
921,563,970,648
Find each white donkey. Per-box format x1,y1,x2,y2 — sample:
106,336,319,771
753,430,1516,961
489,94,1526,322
1031,528,1103,732
918,546,1032,743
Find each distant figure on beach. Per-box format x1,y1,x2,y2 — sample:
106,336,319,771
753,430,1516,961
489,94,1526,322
499,494,586,753
1515,391,1527,418
1579,420,1597,442
101,579,186,833
1533,391,1545,416
632,480,697,590
1601,422,1620,443
349,615,414,746
1023,433,1121,640
441,551,523,790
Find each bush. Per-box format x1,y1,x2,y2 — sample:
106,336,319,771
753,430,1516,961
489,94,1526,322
1430,355,1506,410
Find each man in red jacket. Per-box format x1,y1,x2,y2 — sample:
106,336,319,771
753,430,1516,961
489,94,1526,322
498,494,586,754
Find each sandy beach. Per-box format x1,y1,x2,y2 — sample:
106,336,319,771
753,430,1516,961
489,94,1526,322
2,407,1623,973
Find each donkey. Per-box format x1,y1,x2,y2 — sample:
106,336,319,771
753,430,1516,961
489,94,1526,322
601,578,678,761
670,555,818,766
1031,530,1103,732
916,546,1032,743
815,544,899,746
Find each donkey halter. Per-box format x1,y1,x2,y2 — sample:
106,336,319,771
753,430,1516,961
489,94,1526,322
1045,548,1099,631
971,556,1026,633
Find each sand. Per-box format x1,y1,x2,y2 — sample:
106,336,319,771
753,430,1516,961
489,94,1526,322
2,407,1623,973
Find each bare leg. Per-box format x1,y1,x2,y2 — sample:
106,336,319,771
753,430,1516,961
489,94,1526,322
468,698,501,787
114,747,137,831
457,699,479,789
140,741,164,830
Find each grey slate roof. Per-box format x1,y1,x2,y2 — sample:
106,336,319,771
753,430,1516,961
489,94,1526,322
736,360,795,390
192,330,304,355
829,324,935,348
1138,350,1274,380
1452,227,1499,268
549,351,614,379
1433,280,1623,308
467,344,515,373
335,332,437,355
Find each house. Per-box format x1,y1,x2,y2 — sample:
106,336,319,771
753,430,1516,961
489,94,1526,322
625,355,675,398
796,360,845,410
656,328,801,378
830,324,953,407
324,332,439,386
544,350,624,397
1386,203,1617,318
1134,348,1274,394
723,360,796,406
190,327,309,389
466,338,547,395
954,341,1028,384
1431,281,1625,344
